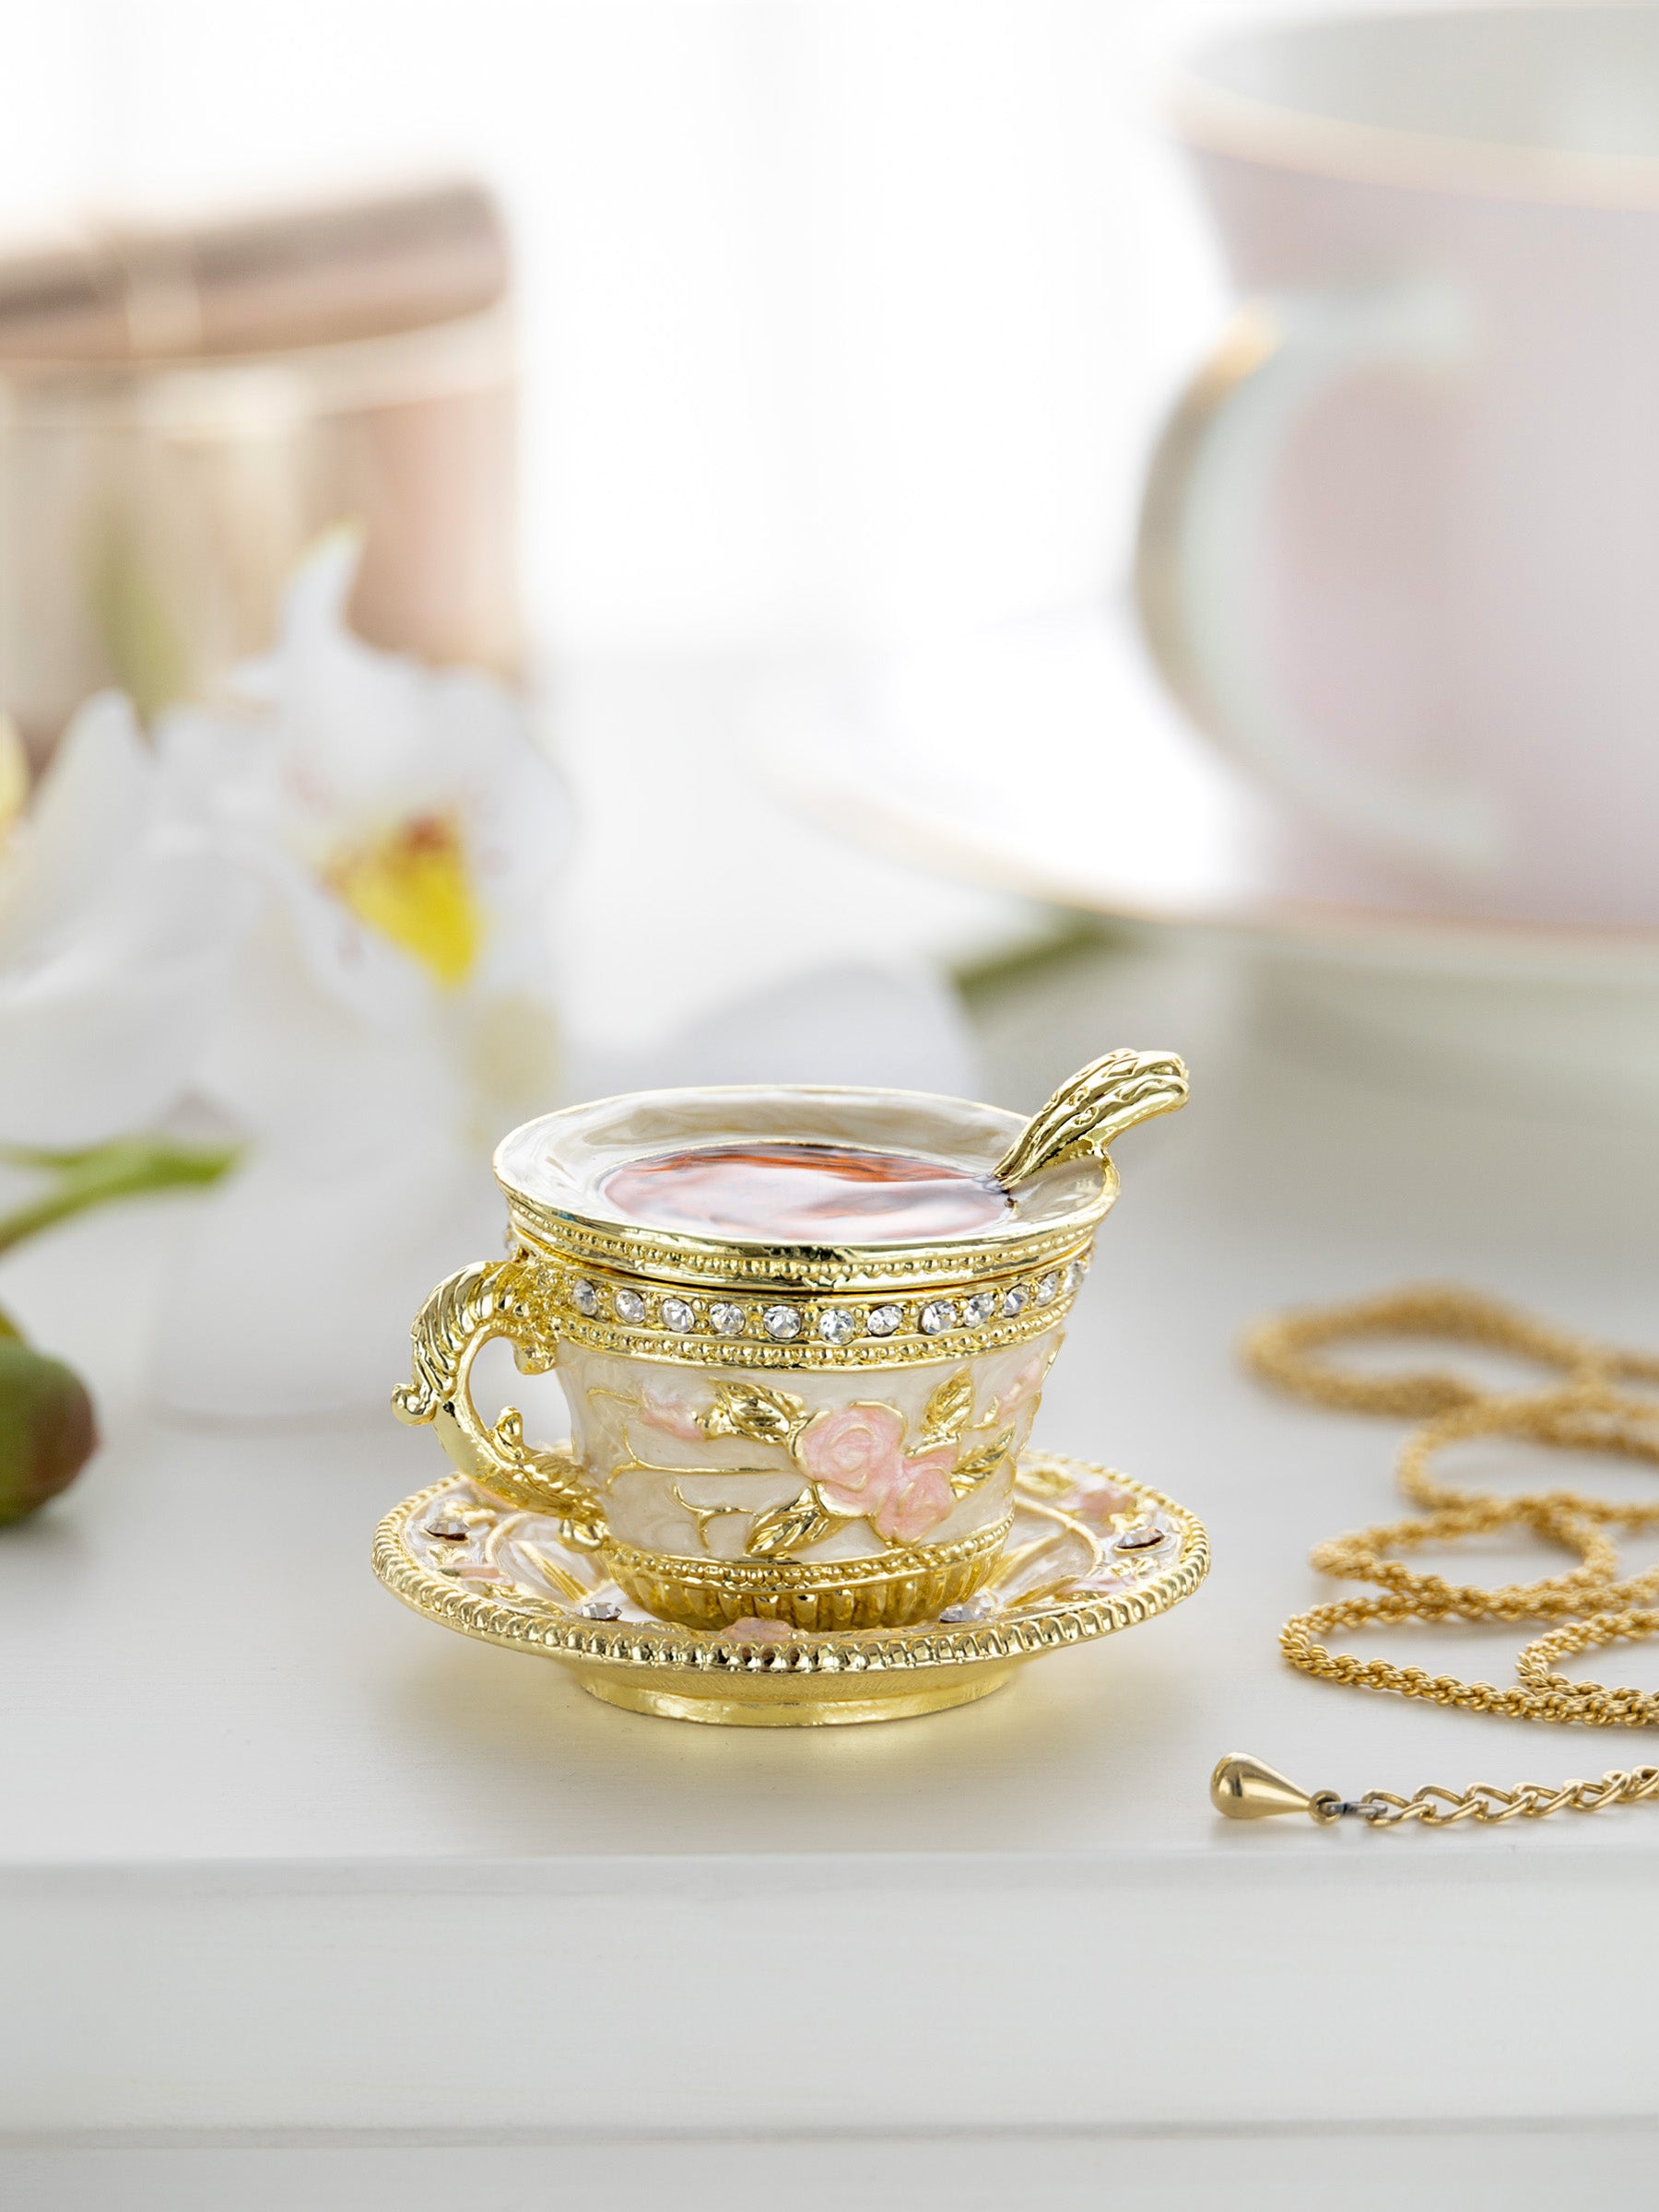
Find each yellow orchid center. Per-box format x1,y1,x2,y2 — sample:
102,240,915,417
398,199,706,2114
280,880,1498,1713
0,717,28,847
326,812,483,990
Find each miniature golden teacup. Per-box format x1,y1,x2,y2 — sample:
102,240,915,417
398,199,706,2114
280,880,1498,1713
393,1051,1185,1631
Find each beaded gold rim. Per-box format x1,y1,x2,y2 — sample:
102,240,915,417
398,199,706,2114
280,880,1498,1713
371,1453,1209,1681
504,1192,1111,1296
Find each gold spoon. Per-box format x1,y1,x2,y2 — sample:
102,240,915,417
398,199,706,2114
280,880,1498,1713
993,1047,1189,1190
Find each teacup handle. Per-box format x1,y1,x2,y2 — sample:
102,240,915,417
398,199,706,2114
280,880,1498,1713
391,1256,606,1547
1135,281,1498,877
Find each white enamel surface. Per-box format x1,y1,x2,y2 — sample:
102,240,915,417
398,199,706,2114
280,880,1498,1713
560,1332,1056,1562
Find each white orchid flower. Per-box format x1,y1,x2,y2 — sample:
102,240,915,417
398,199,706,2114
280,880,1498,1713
146,534,980,1420
152,533,571,1418
0,692,246,1148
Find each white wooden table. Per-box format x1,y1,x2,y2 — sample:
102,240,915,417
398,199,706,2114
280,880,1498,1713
6,924,1658,2207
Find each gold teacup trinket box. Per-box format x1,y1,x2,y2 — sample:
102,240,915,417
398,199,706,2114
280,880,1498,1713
379,1051,1210,1722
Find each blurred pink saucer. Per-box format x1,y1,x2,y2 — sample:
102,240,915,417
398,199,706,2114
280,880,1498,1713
768,609,1659,990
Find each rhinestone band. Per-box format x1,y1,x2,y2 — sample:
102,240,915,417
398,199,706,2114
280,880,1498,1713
538,1253,1091,1369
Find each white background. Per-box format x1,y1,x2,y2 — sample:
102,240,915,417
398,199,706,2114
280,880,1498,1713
0,0,1367,659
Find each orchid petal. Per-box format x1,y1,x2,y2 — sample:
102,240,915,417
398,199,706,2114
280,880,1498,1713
0,699,250,1145
0,694,150,959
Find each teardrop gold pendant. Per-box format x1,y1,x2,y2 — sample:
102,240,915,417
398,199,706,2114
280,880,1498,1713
1210,1752,1326,1821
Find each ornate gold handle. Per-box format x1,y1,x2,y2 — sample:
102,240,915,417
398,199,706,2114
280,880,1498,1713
994,1048,1188,1190
391,1255,606,1545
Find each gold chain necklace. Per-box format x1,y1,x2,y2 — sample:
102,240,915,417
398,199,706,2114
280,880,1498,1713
1212,1286,1659,1830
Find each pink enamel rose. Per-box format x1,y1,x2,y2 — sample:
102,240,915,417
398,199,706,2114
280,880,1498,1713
1071,1481,1140,1529
870,1446,956,1545
637,1381,707,1444
721,1617,794,1642
798,1404,956,1545
797,1402,907,1513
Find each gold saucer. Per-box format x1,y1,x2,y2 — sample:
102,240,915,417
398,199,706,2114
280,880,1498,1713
372,1453,1209,1725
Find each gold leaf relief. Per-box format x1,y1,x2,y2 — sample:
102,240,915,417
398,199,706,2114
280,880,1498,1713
918,1368,974,1451
950,1426,1015,1497
744,1486,841,1560
700,1382,808,1446
513,1542,592,1604
1011,1458,1077,1500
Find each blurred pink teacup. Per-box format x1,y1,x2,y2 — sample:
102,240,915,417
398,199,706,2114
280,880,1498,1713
1138,6,1659,928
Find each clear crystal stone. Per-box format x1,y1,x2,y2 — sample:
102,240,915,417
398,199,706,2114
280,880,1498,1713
1064,1261,1084,1294
660,1297,695,1333
1034,1272,1059,1307
762,1303,802,1341
940,1593,997,1623
577,1595,623,1620
614,1288,646,1323
710,1302,747,1335
1001,1285,1029,1319
818,1308,856,1344
866,1303,903,1337
962,1291,995,1326
1113,1519,1171,1552
424,1514,471,1543
571,1278,599,1317
919,1299,956,1335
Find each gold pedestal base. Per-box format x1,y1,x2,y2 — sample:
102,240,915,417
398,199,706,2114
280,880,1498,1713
578,1663,1018,1727
606,1513,1013,1633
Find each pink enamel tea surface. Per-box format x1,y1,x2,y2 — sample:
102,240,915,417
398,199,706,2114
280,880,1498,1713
596,1141,1012,1243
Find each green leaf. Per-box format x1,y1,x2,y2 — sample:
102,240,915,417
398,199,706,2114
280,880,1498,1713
0,1135,241,1260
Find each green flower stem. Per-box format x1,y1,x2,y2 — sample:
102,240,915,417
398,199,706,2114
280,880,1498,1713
0,1137,241,1258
